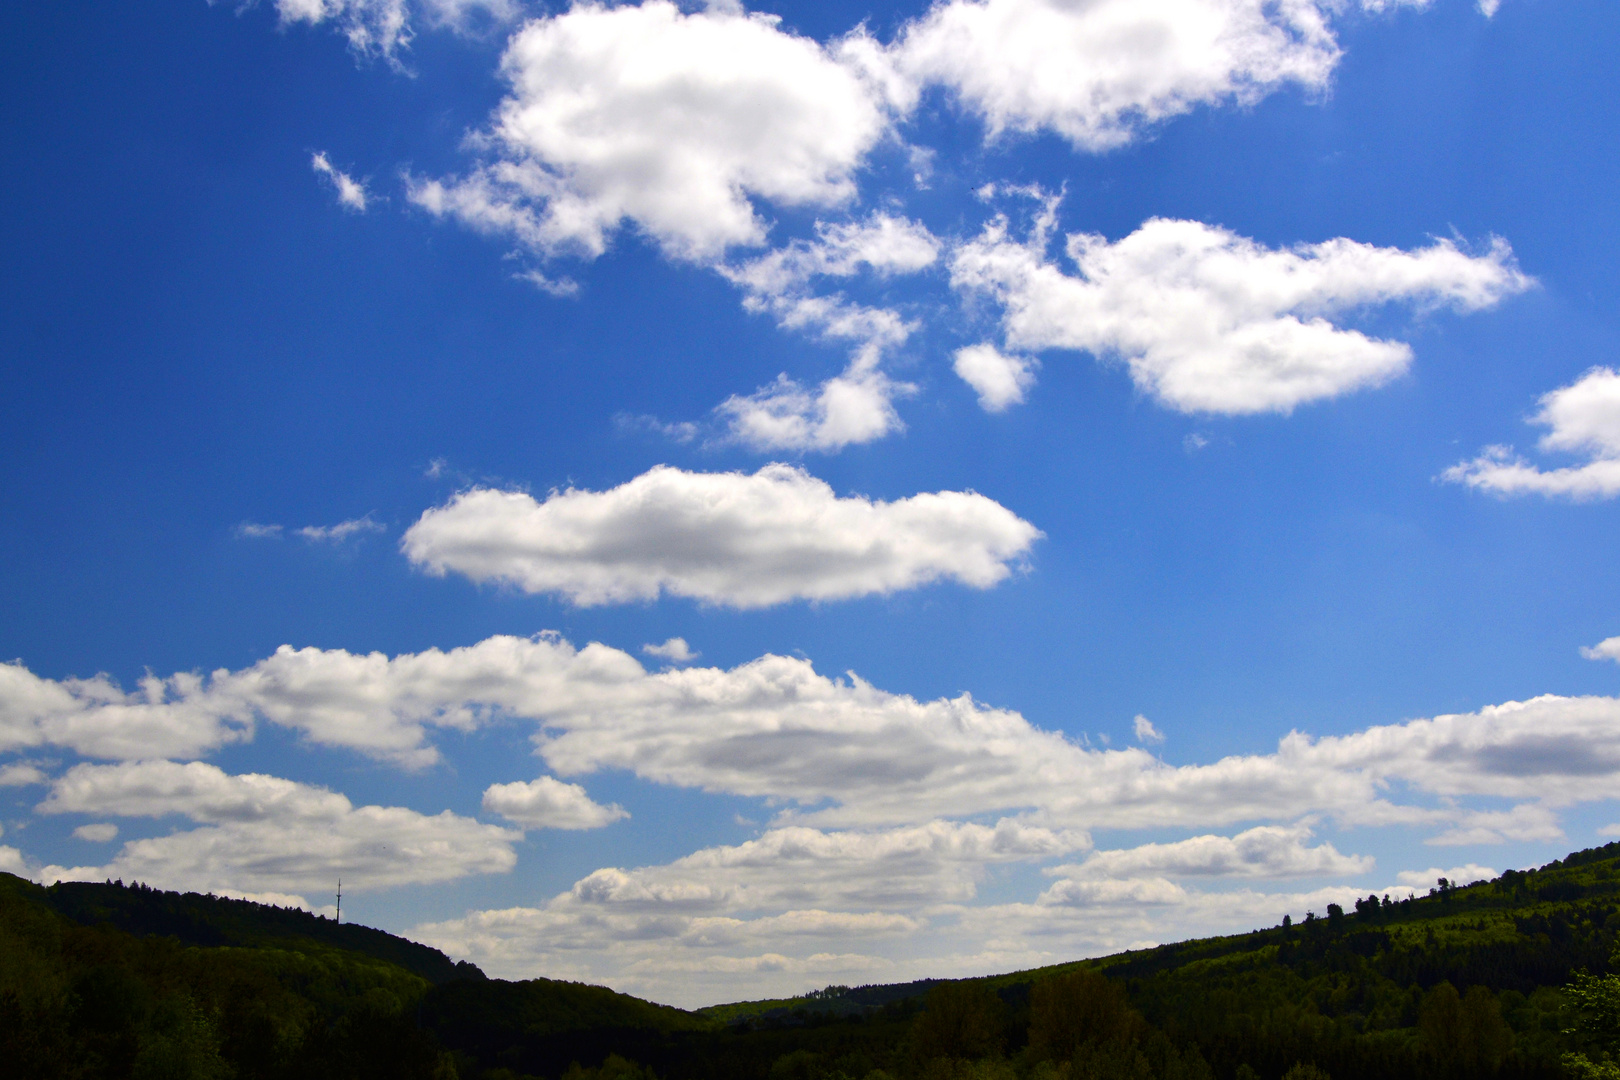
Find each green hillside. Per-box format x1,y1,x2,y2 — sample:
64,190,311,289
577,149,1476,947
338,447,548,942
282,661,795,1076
12,843,1620,1078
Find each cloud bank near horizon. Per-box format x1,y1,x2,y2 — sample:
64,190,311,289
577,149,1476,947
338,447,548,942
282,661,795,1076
5,628,1608,1003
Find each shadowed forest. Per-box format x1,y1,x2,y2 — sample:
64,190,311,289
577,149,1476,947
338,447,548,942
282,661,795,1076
11,844,1620,1079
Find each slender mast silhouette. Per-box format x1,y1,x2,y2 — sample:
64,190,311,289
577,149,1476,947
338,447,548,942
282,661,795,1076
335,878,341,924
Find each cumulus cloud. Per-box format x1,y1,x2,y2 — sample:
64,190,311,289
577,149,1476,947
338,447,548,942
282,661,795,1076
414,857,1381,1004
723,215,941,301
71,823,118,842
400,464,1042,607
311,151,369,211
0,660,255,761
413,901,915,1004
954,344,1038,412
403,0,1430,266
0,846,30,876
36,760,519,893
1444,368,1620,500
702,215,942,450
408,1,890,261
1047,824,1372,881
642,638,698,664
1584,637,1620,664
6,636,1619,842
411,818,1083,1002
891,0,1344,151
715,365,914,453
569,819,1085,913
9,634,1620,841
953,215,1532,414
482,775,628,830
0,762,47,787
0,639,519,767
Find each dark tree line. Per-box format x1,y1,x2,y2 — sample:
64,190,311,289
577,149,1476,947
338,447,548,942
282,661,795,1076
14,841,1620,1079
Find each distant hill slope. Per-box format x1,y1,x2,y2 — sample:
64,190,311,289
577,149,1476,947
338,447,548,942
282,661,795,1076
36,875,486,985
707,842,1620,1027
11,842,1620,1079
0,871,716,1080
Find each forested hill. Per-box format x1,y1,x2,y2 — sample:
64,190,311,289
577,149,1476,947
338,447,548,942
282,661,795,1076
11,842,1620,1078
38,875,485,985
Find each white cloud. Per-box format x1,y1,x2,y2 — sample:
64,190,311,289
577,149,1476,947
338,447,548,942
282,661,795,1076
715,364,914,453
1424,803,1562,846
704,214,942,450
482,776,628,830
0,638,515,767
722,214,941,300
273,0,413,62
266,0,518,64
953,216,1532,415
954,344,1037,412
413,901,915,1004
71,823,118,842
414,855,1381,1005
411,817,1082,1002
0,846,30,876
642,638,698,664
1478,0,1501,16
1396,864,1497,889
0,762,47,786
8,636,1619,844
216,887,327,913
891,0,1345,151
311,151,369,212
0,660,255,761
513,268,580,298
567,819,1085,913
409,1,890,261
1583,636,1620,664
36,760,519,893
401,464,1042,607
1047,823,1372,881
1444,368,1620,500
237,516,386,543
1133,714,1165,745
296,515,386,542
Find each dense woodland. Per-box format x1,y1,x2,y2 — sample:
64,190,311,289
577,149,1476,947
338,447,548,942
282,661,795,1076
11,843,1620,1079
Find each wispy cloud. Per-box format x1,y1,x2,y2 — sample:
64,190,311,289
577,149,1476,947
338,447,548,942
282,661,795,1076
296,515,386,543
311,151,370,212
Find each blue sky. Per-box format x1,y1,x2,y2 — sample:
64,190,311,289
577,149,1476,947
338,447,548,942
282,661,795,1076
3,0,1620,1006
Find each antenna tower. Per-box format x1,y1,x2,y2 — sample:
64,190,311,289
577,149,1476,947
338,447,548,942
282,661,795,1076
336,878,342,924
